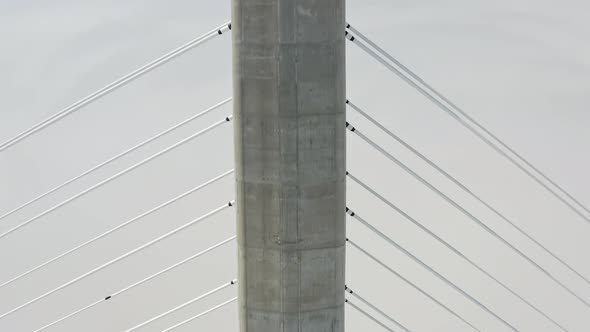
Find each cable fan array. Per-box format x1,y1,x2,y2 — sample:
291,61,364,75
0,22,239,332
343,23,589,331
0,18,588,332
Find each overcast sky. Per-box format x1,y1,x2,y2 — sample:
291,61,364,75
1,1,589,331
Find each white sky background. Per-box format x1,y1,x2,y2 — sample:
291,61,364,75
0,0,589,331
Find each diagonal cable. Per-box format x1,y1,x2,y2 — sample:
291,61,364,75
32,236,235,332
346,299,396,332
124,280,237,332
0,115,232,240
0,200,234,321
347,99,590,288
0,22,231,153
346,23,590,219
345,286,411,332
0,97,231,223
346,121,590,309
347,238,480,331
0,170,233,290
347,172,568,332
344,28,590,226
160,297,237,332
347,208,519,331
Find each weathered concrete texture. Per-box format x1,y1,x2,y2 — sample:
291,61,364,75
232,0,346,331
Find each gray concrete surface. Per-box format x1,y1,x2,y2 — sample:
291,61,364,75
232,0,347,330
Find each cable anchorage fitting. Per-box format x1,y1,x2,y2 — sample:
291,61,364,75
219,23,232,35
345,122,356,132
345,207,356,217
344,285,354,294
344,31,356,42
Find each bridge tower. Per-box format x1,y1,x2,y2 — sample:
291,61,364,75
232,0,346,330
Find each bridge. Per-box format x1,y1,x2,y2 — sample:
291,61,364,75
0,1,589,331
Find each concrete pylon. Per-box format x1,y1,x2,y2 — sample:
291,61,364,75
232,0,346,330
